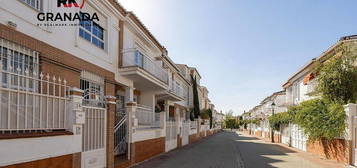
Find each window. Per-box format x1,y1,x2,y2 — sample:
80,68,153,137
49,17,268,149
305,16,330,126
79,19,105,49
0,39,39,91
20,0,42,11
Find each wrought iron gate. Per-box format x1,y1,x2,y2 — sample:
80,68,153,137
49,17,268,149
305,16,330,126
81,89,107,168
166,121,177,152
114,95,127,156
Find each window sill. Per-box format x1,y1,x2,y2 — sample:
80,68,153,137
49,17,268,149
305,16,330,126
0,131,73,140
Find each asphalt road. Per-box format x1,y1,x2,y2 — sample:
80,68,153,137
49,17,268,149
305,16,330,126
132,131,341,168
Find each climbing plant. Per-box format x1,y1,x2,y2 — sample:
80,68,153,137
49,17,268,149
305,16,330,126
268,112,292,131
293,99,345,140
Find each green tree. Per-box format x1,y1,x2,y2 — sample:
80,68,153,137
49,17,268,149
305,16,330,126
208,109,213,129
225,118,237,129
191,75,200,119
316,43,357,104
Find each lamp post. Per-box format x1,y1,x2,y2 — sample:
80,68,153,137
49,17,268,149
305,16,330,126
271,102,276,143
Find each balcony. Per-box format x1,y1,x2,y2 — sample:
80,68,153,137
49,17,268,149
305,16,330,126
156,80,185,101
120,50,169,91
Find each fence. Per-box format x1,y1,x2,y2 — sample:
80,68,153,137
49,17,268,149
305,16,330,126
136,104,160,127
0,66,71,133
190,120,197,129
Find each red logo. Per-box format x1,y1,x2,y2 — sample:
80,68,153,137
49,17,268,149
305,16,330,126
57,0,85,9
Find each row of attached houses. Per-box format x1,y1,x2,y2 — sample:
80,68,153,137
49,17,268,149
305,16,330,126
0,0,221,168
242,35,357,166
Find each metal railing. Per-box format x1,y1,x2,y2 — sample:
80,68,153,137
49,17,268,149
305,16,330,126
190,120,197,129
122,50,168,84
0,65,71,133
169,81,184,98
306,79,317,94
166,121,177,141
82,106,106,152
136,104,160,127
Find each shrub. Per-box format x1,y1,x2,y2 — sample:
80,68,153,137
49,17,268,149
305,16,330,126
268,112,292,131
293,99,345,140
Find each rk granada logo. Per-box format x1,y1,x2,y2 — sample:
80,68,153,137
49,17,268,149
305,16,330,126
36,0,99,26
57,0,86,9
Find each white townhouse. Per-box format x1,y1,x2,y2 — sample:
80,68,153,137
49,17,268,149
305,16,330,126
0,0,125,168
0,1,221,168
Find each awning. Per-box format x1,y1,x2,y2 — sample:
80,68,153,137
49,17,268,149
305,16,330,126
303,73,315,85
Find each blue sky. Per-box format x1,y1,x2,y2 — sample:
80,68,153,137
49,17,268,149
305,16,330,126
118,0,357,115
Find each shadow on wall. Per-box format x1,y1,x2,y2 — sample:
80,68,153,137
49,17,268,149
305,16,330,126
235,132,296,168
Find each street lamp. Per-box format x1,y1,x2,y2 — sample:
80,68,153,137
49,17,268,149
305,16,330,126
271,102,276,143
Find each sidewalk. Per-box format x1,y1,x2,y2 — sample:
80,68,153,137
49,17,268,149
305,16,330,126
238,131,347,168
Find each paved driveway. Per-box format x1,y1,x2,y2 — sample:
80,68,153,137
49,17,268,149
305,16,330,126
133,131,344,168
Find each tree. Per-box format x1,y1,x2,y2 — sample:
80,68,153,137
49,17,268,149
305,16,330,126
225,118,236,129
317,43,357,104
225,110,234,119
208,109,213,129
191,75,200,119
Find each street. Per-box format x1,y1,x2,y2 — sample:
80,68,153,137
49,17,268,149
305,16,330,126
133,131,344,168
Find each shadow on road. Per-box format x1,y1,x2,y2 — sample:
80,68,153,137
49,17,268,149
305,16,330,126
229,131,296,168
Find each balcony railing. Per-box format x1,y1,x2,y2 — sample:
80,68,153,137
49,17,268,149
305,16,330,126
123,50,168,84
306,79,318,94
136,104,160,127
169,81,184,98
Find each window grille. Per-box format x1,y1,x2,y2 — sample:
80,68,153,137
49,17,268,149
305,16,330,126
80,71,105,107
0,38,39,91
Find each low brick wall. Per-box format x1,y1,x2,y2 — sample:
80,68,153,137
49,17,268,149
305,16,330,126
177,135,182,148
130,137,165,164
255,130,262,137
243,129,250,135
263,131,270,138
273,132,281,143
307,139,349,163
189,133,200,143
3,154,75,168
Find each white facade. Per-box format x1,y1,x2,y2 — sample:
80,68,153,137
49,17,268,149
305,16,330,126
0,0,123,74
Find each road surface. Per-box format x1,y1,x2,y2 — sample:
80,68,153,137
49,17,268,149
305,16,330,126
133,131,344,168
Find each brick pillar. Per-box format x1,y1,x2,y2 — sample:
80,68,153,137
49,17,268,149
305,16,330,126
106,96,116,168
70,87,84,168
126,101,137,163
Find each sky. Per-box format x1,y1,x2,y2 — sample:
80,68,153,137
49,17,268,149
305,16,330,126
118,0,357,115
